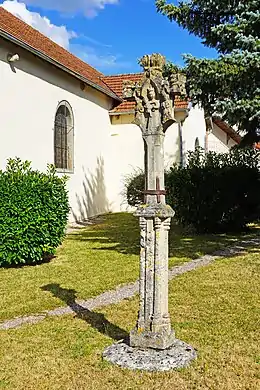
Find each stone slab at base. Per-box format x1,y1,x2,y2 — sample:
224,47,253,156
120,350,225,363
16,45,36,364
134,203,175,218
130,329,175,350
103,339,197,372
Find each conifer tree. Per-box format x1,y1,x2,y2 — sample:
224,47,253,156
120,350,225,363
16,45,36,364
156,0,260,145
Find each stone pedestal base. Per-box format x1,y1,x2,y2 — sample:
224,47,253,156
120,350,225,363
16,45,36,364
131,203,175,351
130,329,175,350
103,339,197,372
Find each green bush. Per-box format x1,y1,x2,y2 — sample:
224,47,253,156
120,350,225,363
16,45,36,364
123,168,175,207
125,148,260,233
0,158,70,267
169,147,260,232
122,168,145,207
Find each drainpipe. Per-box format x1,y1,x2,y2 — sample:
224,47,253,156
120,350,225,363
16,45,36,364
205,129,209,153
205,116,213,153
178,121,184,167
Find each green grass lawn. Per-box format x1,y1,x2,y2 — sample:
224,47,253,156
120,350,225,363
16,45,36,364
0,213,258,322
0,251,259,390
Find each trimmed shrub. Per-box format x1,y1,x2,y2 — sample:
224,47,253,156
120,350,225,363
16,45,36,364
122,168,145,207
168,147,260,232
125,147,260,233
124,169,172,207
0,158,70,267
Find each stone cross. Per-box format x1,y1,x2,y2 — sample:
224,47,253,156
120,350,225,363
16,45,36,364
123,54,186,350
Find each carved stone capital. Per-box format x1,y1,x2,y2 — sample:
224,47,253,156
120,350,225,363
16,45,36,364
139,53,166,77
122,80,137,99
170,72,187,96
129,53,177,135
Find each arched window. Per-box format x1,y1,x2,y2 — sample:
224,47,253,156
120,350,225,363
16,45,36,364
54,101,74,172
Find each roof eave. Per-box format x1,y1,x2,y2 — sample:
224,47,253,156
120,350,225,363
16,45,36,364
0,29,122,102
109,107,188,116
109,110,135,115
212,116,241,144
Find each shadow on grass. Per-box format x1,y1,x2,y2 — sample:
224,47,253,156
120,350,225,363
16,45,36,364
1,254,56,269
41,283,128,342
67,213,260,260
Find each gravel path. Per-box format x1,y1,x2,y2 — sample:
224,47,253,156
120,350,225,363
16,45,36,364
0,237,259,331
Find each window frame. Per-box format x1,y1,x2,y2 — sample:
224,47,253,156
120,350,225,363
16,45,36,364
54,100,74,174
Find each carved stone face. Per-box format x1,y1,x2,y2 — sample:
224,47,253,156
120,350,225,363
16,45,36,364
147,86,156,100
122,80,136,99
135,86,142,98
163,100,171,109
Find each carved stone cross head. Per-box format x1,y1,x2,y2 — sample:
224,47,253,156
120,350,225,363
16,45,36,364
122,53,186,135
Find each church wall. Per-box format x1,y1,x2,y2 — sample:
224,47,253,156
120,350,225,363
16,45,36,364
164,122,181,168
207,123,237,153
107,105,207,209
165,106,207,167
109,114,181,209
181,106,207,163
0,38,237,222
106,107,237,211
105,121,144,211
0,38,120,222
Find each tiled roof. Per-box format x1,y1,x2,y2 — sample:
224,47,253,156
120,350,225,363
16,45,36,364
103,73,143,97
0,7,120,100
173,96,188,109
103,73,188,113
212,117,241,144
103,73,142,113
0,7,189,109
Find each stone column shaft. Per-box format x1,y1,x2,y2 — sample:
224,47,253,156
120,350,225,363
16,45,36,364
137,217,146,329
144,134,165,204
144,218,154,325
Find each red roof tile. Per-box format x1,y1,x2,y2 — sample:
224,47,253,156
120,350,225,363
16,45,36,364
0,7,188,110
104,73,142,113
103,73,188,113
103,73,143,96
0,7,119,100
174,96,188,109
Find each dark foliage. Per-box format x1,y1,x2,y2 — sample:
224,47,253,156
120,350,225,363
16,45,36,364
156,0,260,145
125,148,260,233
123,169,146,207
0,158,70,267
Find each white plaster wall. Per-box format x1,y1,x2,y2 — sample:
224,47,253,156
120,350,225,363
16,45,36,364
181,106,206,162
110,114,181,209
1,38,237,220
207,123,237,153
105,118,144,211
108,107,206,209
0,39,115,222
164,122,180,168
106,108,237,212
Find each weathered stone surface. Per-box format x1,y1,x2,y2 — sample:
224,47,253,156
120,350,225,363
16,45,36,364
103,339,197,372
170,72,187,95
130,329,175,350
0,315,46,330
131,214,174,349
126,54,184,350
134,203,175,218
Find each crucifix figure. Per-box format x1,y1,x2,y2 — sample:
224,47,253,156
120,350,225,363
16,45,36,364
123,53,180,349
